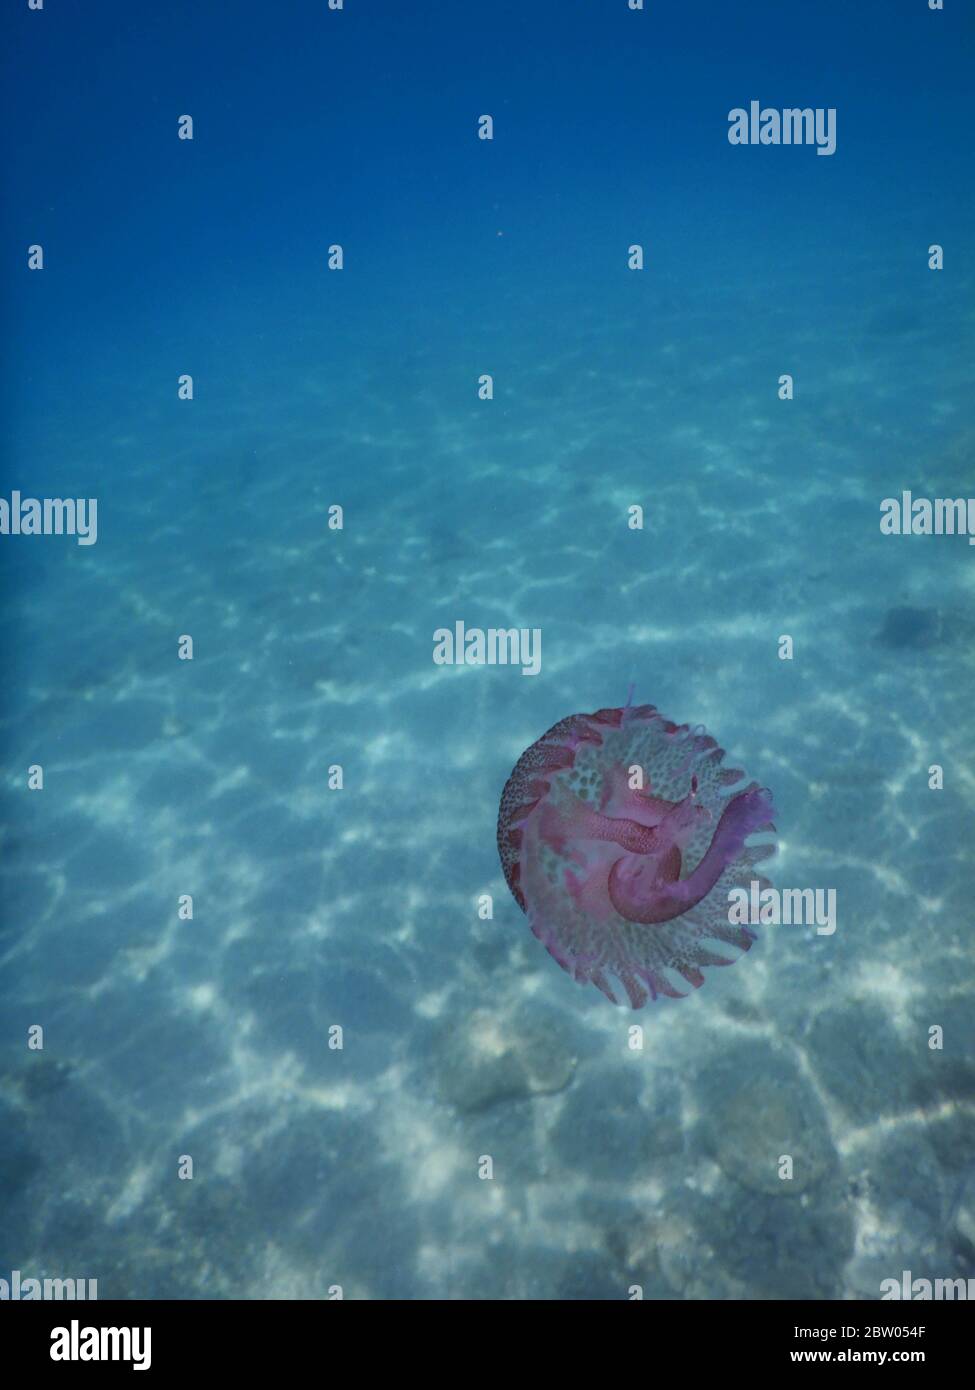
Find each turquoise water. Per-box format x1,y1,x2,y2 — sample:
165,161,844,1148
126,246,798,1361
1,0,973,1299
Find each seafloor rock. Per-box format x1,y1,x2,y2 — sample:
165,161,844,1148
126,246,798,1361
695,1042,837,1195
444,1239,629,1300
922,995,975,1104
864,1128,947,1230
702,1181,853,1298
806,1003,923,1125
435,1001,578,1113
954,1186,975,1255
877,604,945,650
551,1067,683,1180
842,1124,968,1298
0,1096,42,1201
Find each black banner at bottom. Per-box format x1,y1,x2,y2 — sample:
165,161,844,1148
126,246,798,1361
1,1297,969,1374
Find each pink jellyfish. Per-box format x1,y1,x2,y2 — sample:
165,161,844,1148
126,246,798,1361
497,699,777,1008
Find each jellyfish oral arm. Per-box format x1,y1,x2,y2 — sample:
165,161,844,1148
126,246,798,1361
539,773,707,855
607,787,776,926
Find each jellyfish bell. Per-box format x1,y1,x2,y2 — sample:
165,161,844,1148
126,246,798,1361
497,700,777,1008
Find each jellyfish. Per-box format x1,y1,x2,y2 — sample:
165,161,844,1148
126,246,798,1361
497,699,777,1008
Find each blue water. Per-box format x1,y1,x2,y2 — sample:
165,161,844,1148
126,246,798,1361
1,0,973,1300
